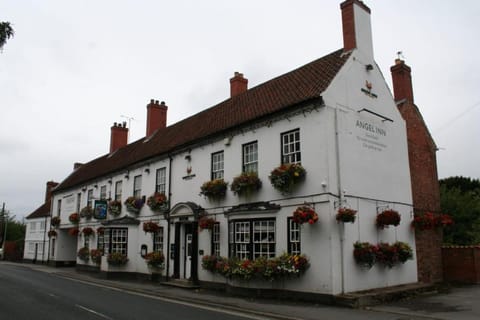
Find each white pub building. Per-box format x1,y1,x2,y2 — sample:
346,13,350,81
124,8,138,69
48,0,430,300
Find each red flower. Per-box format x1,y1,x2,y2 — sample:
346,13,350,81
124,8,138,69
292,206,318,225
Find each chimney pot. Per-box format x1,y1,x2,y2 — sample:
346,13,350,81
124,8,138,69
110,122,129,153
150,99,154,103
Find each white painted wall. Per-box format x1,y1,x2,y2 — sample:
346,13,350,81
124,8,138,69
23,217,50,262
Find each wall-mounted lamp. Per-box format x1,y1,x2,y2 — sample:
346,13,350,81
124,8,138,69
140,244,147,258
145,168,150,174
94,184,98,189
185,155,191,161
124,174,129,180
108,179,112,184
81,187,87,192
366,64,374,71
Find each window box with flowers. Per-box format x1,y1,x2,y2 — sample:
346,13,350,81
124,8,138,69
376,209,401,229
200,179,228,200
292,206,318,225
336,207,357,223
201,253,310,281
353,242,377,269
269,163,306,194
69,213,80,224
143,221,160,233
80,206,93,220
230,172,262,197
97,227,105,235
68,227,80,237
147,192,169,212
90,249,103,264
82,227,94,237
107,252,128,266
144,251,165,269
411,212,454,231
198,216,216,231
77,246,90,262
47,230,57,238
108,200,122,216
124,196,144,214
51,216,61,228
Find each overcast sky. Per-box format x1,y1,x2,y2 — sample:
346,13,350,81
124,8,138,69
1,0,479,220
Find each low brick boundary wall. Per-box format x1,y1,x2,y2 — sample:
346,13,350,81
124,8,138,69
442,245,480,284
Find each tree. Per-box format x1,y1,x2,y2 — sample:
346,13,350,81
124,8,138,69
0,21,14,51
440,176,480,245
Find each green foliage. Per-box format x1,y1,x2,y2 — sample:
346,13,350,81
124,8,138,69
0,22,14,51
440,176,480,245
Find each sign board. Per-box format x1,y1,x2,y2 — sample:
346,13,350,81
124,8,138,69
94,200,107,219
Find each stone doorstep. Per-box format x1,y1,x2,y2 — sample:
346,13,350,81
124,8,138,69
161,279,201,289
334,282,438,308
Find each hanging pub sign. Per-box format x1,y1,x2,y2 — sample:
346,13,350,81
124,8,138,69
94,200,108,219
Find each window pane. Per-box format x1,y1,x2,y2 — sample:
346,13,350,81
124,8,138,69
243,142,258,173
281,129,301,164
133,175,142,198
156,168,167,194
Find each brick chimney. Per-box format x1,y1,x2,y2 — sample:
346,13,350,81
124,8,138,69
110,121,128,153
45,181,58,203
340,0,373,58
390,59,414,104
146,99,168,137
230,72,248,97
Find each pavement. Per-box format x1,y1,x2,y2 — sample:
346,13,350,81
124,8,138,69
4,261,480,320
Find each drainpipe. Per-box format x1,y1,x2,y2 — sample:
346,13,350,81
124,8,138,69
334,107,345,294
165,155,173,281
42,216,47,263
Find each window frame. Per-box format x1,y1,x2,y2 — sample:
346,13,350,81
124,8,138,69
76,193,81,213
100,185,107,200
242,141,258,173
287,217,301,255
57,199,61,217
153,227,164,252
155,167,167,194
211,222,220,256
114,181,122,201
211,151,224,180
133,175,142,198
103,228,128,255
87,189,93,208
281,128,301,164
228,218,276,260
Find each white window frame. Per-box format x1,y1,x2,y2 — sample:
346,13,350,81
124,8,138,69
212,223,220,256
288,218,301,255
87,189,93,208
100,185,107,200
281,129,301,164
243,141,258,173
229,219,276,260
133,175,142,198
153,227,164,252
156,168,167,194
115,181,122,201
211,151,224,180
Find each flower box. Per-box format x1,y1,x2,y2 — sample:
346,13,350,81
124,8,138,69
376,209,401,229
230,172,262,196
353,242,377,268
82,227,94,236
292,206,318,225
201,253,310,281
90,249,103,264
107,252,128,266
50,216,61,227
411,212,454,231
198,216,216,231
47,230,57,238
124,196,144,214
143,221,160,233
80,206,93,219
200,179,228,200
353,241,413,269
144,251,165,269
336,207,357,223
97,227,105,235
77,247,90,262
108,200,122,216
147,192,169,212
68,213,80,224
269,163,306,194
68,227,80,236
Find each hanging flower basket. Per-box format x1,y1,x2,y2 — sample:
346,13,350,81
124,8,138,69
292,206,318,225
376,242,414,268
68,227,80,237
124,196,144,214
68,213,80,224
144,251,165,269
50,216,61,227
336,207,357,223
82,227,94,237
393,242,414,264
97,227,105,235
77,246,90,262
230,172,262,196
143,221,160,233
411,212,454,231
47,230,57,238
269,163,306,194
90,249,103,264
147,192,169,212
376,209,401,229
199,179,228,200
80,206,93,219
353,242,377,268
107,252,128,266
108,200,122,216
198,216,216,231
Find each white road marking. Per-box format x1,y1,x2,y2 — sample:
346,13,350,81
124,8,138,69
76,304,113,320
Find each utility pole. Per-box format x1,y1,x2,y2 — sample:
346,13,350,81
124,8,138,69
1,202,6,257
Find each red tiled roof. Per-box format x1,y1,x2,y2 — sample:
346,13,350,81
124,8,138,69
55,49,350,192
25,201,51,219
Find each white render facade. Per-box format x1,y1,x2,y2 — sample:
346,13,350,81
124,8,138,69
23,216,50,263
49,0,418,296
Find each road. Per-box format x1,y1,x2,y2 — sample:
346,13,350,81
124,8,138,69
0,263,261,320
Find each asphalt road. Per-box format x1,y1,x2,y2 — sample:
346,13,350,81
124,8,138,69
0,263,259,320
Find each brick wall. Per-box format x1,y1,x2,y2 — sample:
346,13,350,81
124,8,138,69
442,246,480,283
